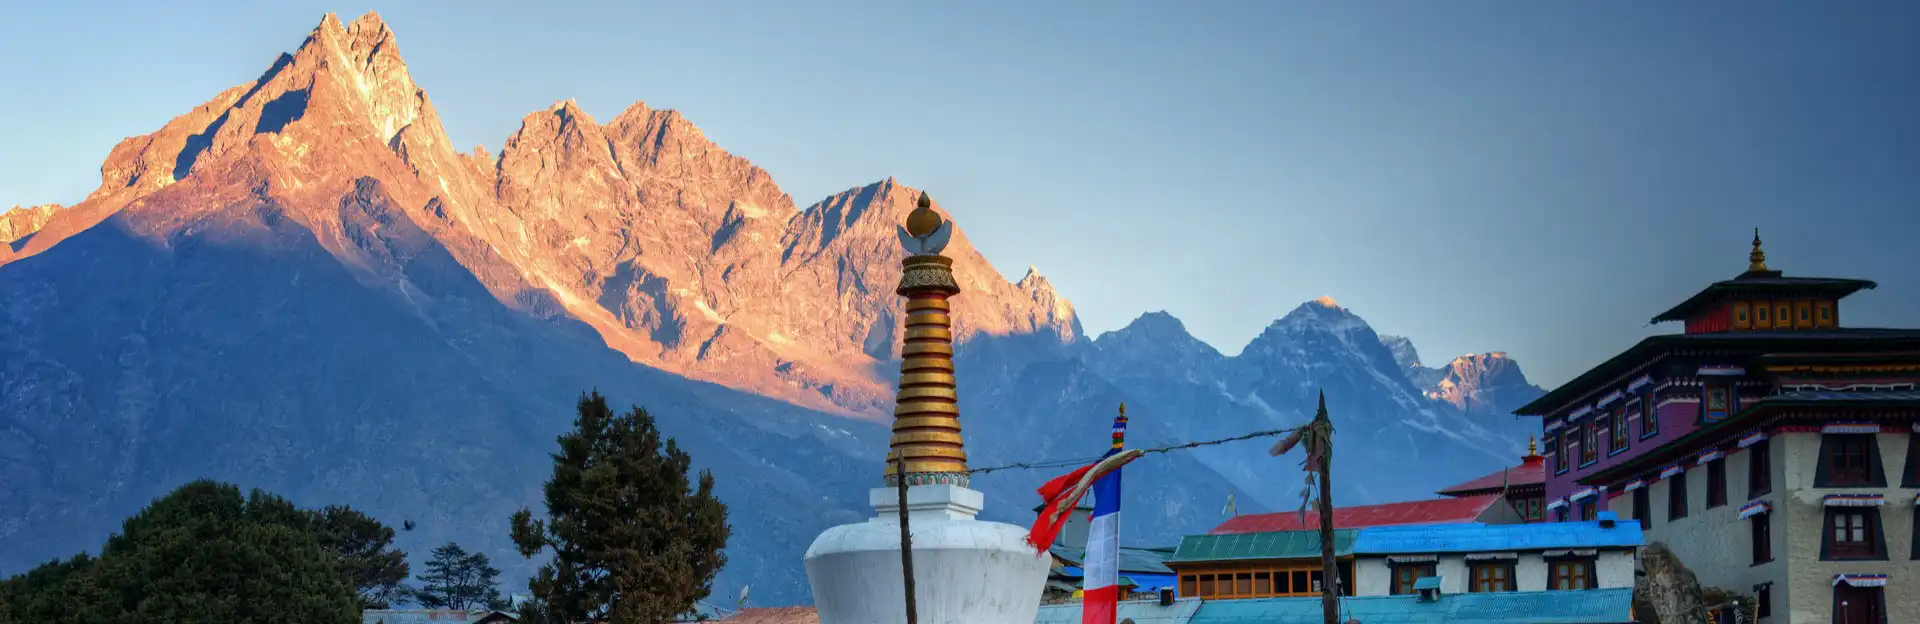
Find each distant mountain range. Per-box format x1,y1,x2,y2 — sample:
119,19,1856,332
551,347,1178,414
0,13,1541,605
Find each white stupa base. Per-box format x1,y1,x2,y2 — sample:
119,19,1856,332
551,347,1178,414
804,484,1050,624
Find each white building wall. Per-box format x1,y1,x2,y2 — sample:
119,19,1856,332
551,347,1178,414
1353,550,1635,597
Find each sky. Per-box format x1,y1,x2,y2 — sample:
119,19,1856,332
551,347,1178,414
3,1,1918,387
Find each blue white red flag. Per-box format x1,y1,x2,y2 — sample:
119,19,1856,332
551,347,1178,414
1082,405,1129,624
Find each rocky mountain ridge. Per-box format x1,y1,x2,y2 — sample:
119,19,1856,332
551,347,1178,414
0,12,1542,604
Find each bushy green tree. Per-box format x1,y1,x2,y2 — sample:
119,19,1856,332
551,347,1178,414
414,542,505,610
511,391,731,622
314,505,411,608
0,480,409,623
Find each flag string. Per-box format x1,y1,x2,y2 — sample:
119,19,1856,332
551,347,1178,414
964,426,1302,475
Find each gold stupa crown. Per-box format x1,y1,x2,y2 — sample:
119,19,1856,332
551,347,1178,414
884,190,969,487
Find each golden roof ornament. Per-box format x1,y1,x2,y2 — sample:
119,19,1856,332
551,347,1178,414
1527,435,1537,457
1747,228,1769,273
896,192,953,256
885,189,967,487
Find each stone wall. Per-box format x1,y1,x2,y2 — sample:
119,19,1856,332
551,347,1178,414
1776,432,1918,624
1620,431,1920,622
1616,434,1787,616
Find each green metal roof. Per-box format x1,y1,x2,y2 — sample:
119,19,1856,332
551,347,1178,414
1168,529,1357,563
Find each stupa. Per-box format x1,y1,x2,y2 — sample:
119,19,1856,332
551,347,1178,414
803,192,1049,623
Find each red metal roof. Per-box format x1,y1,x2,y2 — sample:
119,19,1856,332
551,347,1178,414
1208,494,1504,534
1435,456,1547,496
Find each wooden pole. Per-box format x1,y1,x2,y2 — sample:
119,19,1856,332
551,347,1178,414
1314,404,1339,624
896,456,920,624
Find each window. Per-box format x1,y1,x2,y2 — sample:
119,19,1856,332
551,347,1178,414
1750,513,1772,564
1550,436,1566,474
1705,387,1730,422
1636,397,1658,438
1609,407,1628,454
1391,563,1436,595
1632,486,1650,531
1756,305,1769,323
1817,434,1881,487
1547,558,1596,590
1735,304,1749,325
1822,508,1883,560
1748,439,1772,497
1580,422,1598,466
1554,505,1569,522
1470,562,1514,592
1776,304,1789,326
1755,583,1771,618
1578,498,1596,522
1668,471,1689,521
1706,458,1727,508
1561,430,1577,474
1834,584,1884,624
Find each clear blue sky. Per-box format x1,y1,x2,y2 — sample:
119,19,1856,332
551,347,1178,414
4,1,1918,387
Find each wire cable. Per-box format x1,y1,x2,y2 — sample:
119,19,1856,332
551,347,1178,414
964,426,1301,475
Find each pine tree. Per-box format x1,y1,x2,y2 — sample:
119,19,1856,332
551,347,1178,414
414,542,505,610
313,505,411,608
511,391,731,622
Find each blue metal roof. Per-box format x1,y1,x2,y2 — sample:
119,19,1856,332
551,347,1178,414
1352,521,1642,555
1035,598,1203,624
1189,588,1635,624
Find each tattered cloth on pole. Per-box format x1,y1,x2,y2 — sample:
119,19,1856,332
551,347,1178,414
1270,401,1333,525
1025,449,1146,553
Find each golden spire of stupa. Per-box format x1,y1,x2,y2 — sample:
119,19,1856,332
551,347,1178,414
1527,435,1537,457
1748,228,1769,273
885,191,969,487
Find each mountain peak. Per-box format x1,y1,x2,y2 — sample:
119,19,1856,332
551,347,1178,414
1312,295,1340,309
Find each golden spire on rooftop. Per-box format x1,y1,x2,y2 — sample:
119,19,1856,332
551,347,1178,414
1748,228,1769,273
885,190,968,487
1527,435,1537,457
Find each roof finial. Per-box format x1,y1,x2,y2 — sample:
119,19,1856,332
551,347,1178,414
1527,435,1537,457
1747,227,1769,273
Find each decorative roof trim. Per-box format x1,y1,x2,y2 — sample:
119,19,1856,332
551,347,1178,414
1737,501,1771,519
1697,365,1746,377
1657,397,1700,409
1627,375,1654,393
1385,554,1438,563
1464,552,1520,561
1833,574,1888,588
1543,549,1598,558
1823,494,1885,507
1568,405,1594,422
1623,479,1645,492
1546,499,1568,511
1569,488,1596,502
1544,420,1563,434
1737,430,1768,448
1597,390,1625,408
1696,449,1724,465
1659,465,1684,479
1822,422,1882,434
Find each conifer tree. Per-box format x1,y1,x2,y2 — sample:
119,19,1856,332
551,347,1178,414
414,542,506,610
511,391,731,622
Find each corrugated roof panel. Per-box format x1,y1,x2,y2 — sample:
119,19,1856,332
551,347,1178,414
1169,529,1357,563
1211,495,1501,534
1190,587,1635,623
1050,544,1175,574
1352,521,1643,554
1035,598,1202,624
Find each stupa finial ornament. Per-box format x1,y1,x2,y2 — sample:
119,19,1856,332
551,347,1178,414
1748,228,1770,273
886,190,968,487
